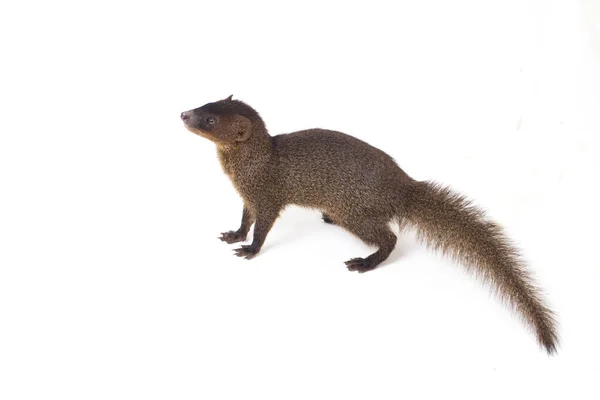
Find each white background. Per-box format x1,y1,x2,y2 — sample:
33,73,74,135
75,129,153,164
1,0,599,399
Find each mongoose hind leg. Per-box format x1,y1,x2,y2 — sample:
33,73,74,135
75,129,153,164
339,217,397,273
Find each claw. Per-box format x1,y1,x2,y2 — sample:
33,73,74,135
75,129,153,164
344,257,375,273
219,230,247,244
233,245,258,259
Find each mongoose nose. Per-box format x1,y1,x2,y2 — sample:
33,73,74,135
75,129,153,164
181,112,189,121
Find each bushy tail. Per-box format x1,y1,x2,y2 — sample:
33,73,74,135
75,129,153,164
403,180,559,354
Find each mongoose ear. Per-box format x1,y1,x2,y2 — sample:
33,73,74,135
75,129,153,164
232,115,252,141
225,94,233,101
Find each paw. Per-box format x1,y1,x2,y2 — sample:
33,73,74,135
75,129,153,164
233,245,259,260
322,213,335,224
219,230,246,244
344,257,376,273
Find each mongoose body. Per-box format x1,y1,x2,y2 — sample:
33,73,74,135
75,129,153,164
272,129,411,212
180,96,558,354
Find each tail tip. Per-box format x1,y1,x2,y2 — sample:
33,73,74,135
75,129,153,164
540,331,559,356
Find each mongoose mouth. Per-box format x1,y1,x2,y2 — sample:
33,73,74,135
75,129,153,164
182,122,219,143
184,125,210,138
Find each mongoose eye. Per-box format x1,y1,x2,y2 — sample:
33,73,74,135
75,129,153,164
207,117,216,125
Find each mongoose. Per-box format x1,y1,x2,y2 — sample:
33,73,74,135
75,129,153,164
180,96,559,354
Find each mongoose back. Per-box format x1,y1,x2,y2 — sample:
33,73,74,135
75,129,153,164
180,96,559,354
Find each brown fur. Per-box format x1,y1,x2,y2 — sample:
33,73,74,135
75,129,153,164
180,97,559,354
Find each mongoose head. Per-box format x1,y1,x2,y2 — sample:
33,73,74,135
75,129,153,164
180,96,259,144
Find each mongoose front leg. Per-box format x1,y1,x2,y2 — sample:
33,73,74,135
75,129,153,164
219,206,254,244
233,210,278,260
